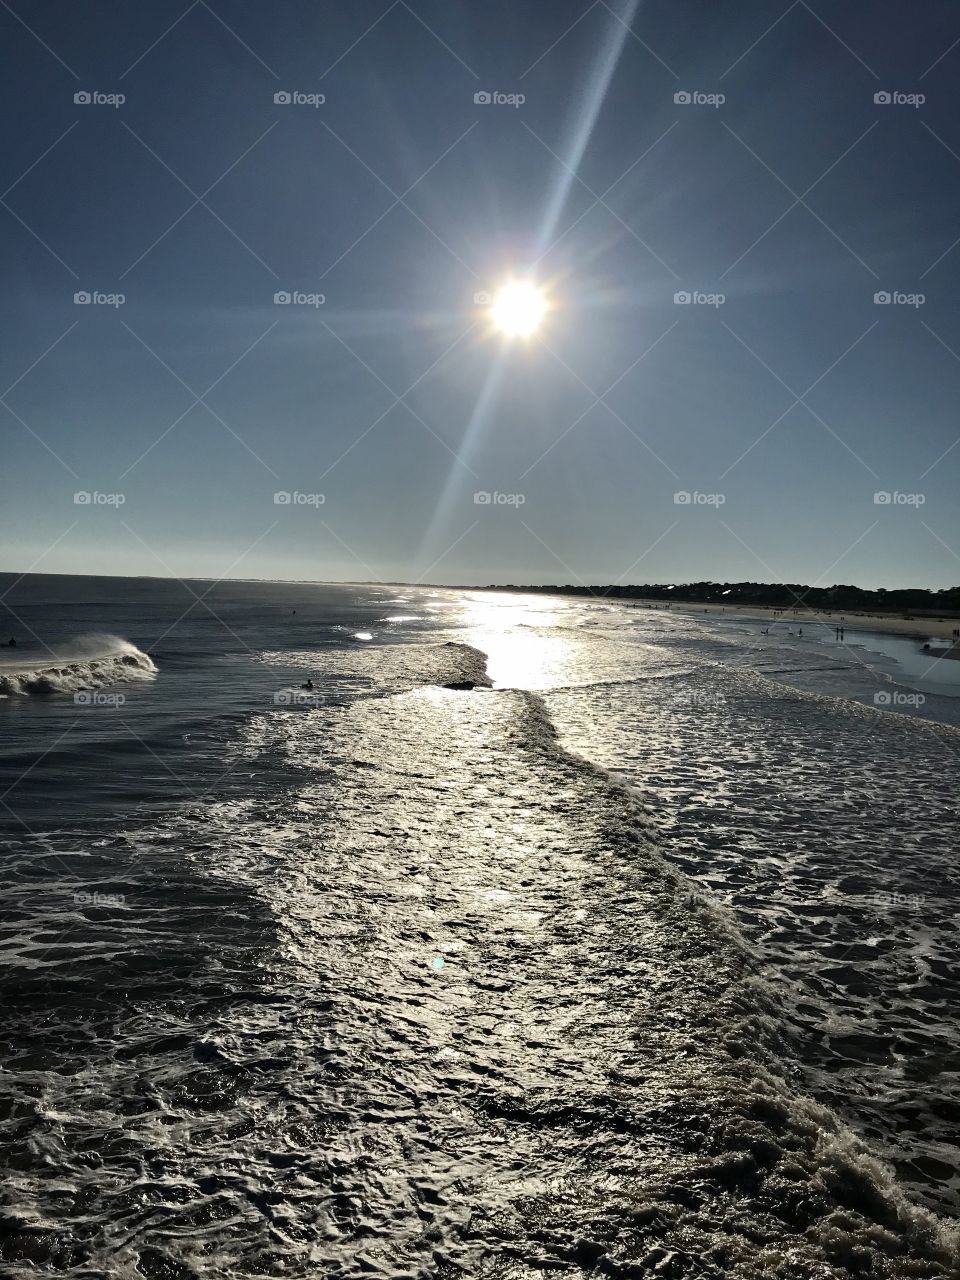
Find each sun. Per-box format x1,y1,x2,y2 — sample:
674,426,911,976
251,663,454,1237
490,280,547,337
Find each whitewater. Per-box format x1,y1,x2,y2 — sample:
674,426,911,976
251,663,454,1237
0,633,157,697
0,576,958,1279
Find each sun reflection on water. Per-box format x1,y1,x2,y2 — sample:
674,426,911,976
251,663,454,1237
454,591,581,689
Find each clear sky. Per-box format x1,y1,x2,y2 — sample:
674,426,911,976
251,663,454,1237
2,0,959,590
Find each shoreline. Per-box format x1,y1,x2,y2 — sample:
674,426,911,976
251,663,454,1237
623,597,960,643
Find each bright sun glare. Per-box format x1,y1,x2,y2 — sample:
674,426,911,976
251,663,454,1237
491,281,547,337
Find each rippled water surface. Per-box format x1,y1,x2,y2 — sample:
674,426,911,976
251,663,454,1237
1,577,958,1278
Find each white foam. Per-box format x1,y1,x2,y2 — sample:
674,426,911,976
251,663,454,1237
0,633,157,697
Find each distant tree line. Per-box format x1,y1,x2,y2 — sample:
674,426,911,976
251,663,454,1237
479,581,960,613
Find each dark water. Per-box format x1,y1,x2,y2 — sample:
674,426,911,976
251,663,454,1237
1,575,958,1278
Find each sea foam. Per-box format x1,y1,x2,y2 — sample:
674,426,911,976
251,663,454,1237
0,633,157,696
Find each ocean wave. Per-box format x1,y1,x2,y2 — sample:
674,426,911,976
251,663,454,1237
257,639,492,697
0,633,157,697
543,660,960,1216
2,633,957,1276
197,684,960,1272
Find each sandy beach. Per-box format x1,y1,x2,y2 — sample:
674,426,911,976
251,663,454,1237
632,598,960,643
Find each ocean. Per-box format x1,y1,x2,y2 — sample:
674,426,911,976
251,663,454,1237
1,574,958,1278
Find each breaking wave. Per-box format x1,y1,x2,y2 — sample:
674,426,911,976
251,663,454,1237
0,633,157,697
2,605,958,1276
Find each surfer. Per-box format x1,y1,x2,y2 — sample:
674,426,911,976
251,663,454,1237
302,678,314,691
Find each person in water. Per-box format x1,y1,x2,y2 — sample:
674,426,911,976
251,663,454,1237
5,637,15,647
302,678,314,690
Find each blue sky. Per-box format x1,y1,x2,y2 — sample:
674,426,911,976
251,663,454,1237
2,0,959,589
